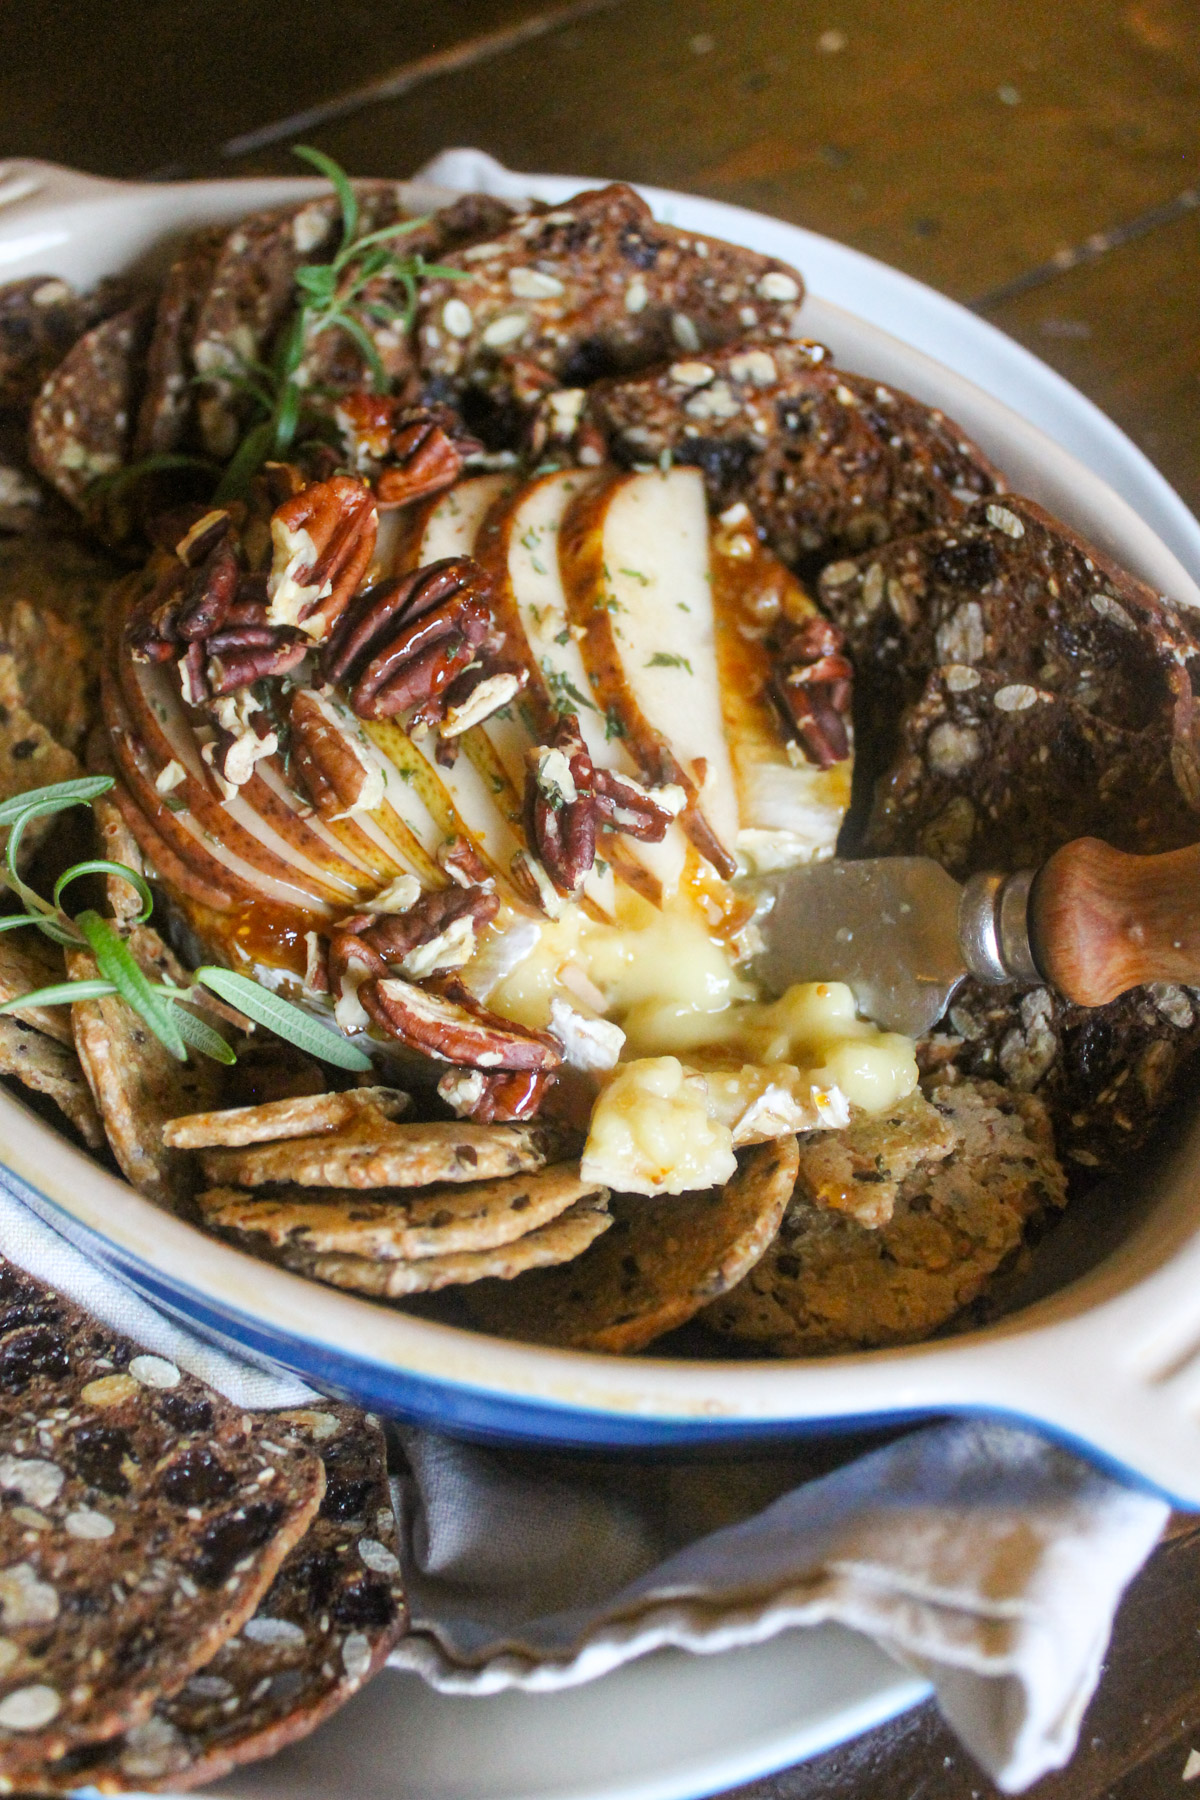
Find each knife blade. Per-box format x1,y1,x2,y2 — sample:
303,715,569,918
747,857,978,1037
745,836,1200,1040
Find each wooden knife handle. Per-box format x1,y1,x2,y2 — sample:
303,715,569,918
1030,837,1200,1006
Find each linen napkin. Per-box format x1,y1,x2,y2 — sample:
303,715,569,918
0,1171,1168,1792
387,1419,1168,1792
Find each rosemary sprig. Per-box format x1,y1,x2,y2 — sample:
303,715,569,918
0,777,371,1073
94,145,470,511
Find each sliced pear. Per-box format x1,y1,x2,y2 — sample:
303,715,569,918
490,467,687,899
560,467,739,877
709,525,852,871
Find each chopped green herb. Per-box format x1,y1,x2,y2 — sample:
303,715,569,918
604,705,625,741
554,627,571,646
619,567,651,586
646,652,693,673
542,662,598,718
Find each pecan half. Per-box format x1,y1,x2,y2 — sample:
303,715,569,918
438,1066,556,1123
768,615,853,769
290,687,383,816
362,978,562,1071
322,557,497,723
524,715,597,894
267,475,378,644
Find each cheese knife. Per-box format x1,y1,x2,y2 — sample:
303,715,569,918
748,838,1200,1036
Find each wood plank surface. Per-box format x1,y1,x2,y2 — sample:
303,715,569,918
1,2,1199,1794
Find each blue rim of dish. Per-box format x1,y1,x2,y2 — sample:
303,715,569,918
3,1163,1192,1503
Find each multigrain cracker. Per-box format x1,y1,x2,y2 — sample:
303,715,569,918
466,1137,800,1352
197,1162,602,1261
164,1086,410,1149
282,1192,612,1298
29,304,154,510
132,227,225,460
590,343,1000,570
0,653,80,862
69,926,223,1207
0,530,119,662
199,1117,571,1191
0,933,74,1046
792,1091,957,1228
703,1079,1066,1354
34,1406,404,1794
0,601,89,755
0,1015,104,1146
416,183,807,409
0,1256,325,1782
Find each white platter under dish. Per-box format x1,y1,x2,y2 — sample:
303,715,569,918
0,149,1197,1800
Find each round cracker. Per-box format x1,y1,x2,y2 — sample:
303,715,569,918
704,1080,1066,1355
198,1117,572,1191
465,1136,800,1353
197,1162,598,1261
283,1193,611,1298
164,1086,411,1149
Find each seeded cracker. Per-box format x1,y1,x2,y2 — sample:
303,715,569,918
0,1015,104,1147
0,1255,325,1782
0,275,133,412
0,934,73,1047
35,1405,404,1794
69,926,223,1208
466,1138,800,1353
0,601,90,756
703,1080,1066,1354
0,652,81,867
164,1086,410,1150
197,1162,604,1261
0,531,119,666
416,183,806,409
29,304,154,511
281,1193,612,1298
791,1090,957,1228
590,343,1001,571
199,1116,572,1191
132,227,225,459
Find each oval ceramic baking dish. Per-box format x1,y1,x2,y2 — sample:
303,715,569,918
3,154,1200,1501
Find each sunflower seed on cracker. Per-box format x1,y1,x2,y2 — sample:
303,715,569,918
0,1255,325,1783
196,1162,601,1261
33,1404,404,1794
164,1086,411,1150
280,1192,612,1298
69,925,223,1207
466,1136,799,1353
0,1015,103,1147
199,1117,573,1192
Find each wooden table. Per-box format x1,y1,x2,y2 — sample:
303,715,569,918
4,2,1200,1793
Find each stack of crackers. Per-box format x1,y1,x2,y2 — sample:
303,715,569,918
0,1253,405,1792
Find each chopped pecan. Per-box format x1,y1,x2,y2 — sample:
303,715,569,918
524,714,598,895
438,834,493,888
361,977,562,1071
207,631,307,695
322,556,497,722
768,615,853,768
593,767,684,841
439,661,527,738
332,885,499,981
267,475,378,644
438,1066,556,1122
375,406,484,507
289,687,383,816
